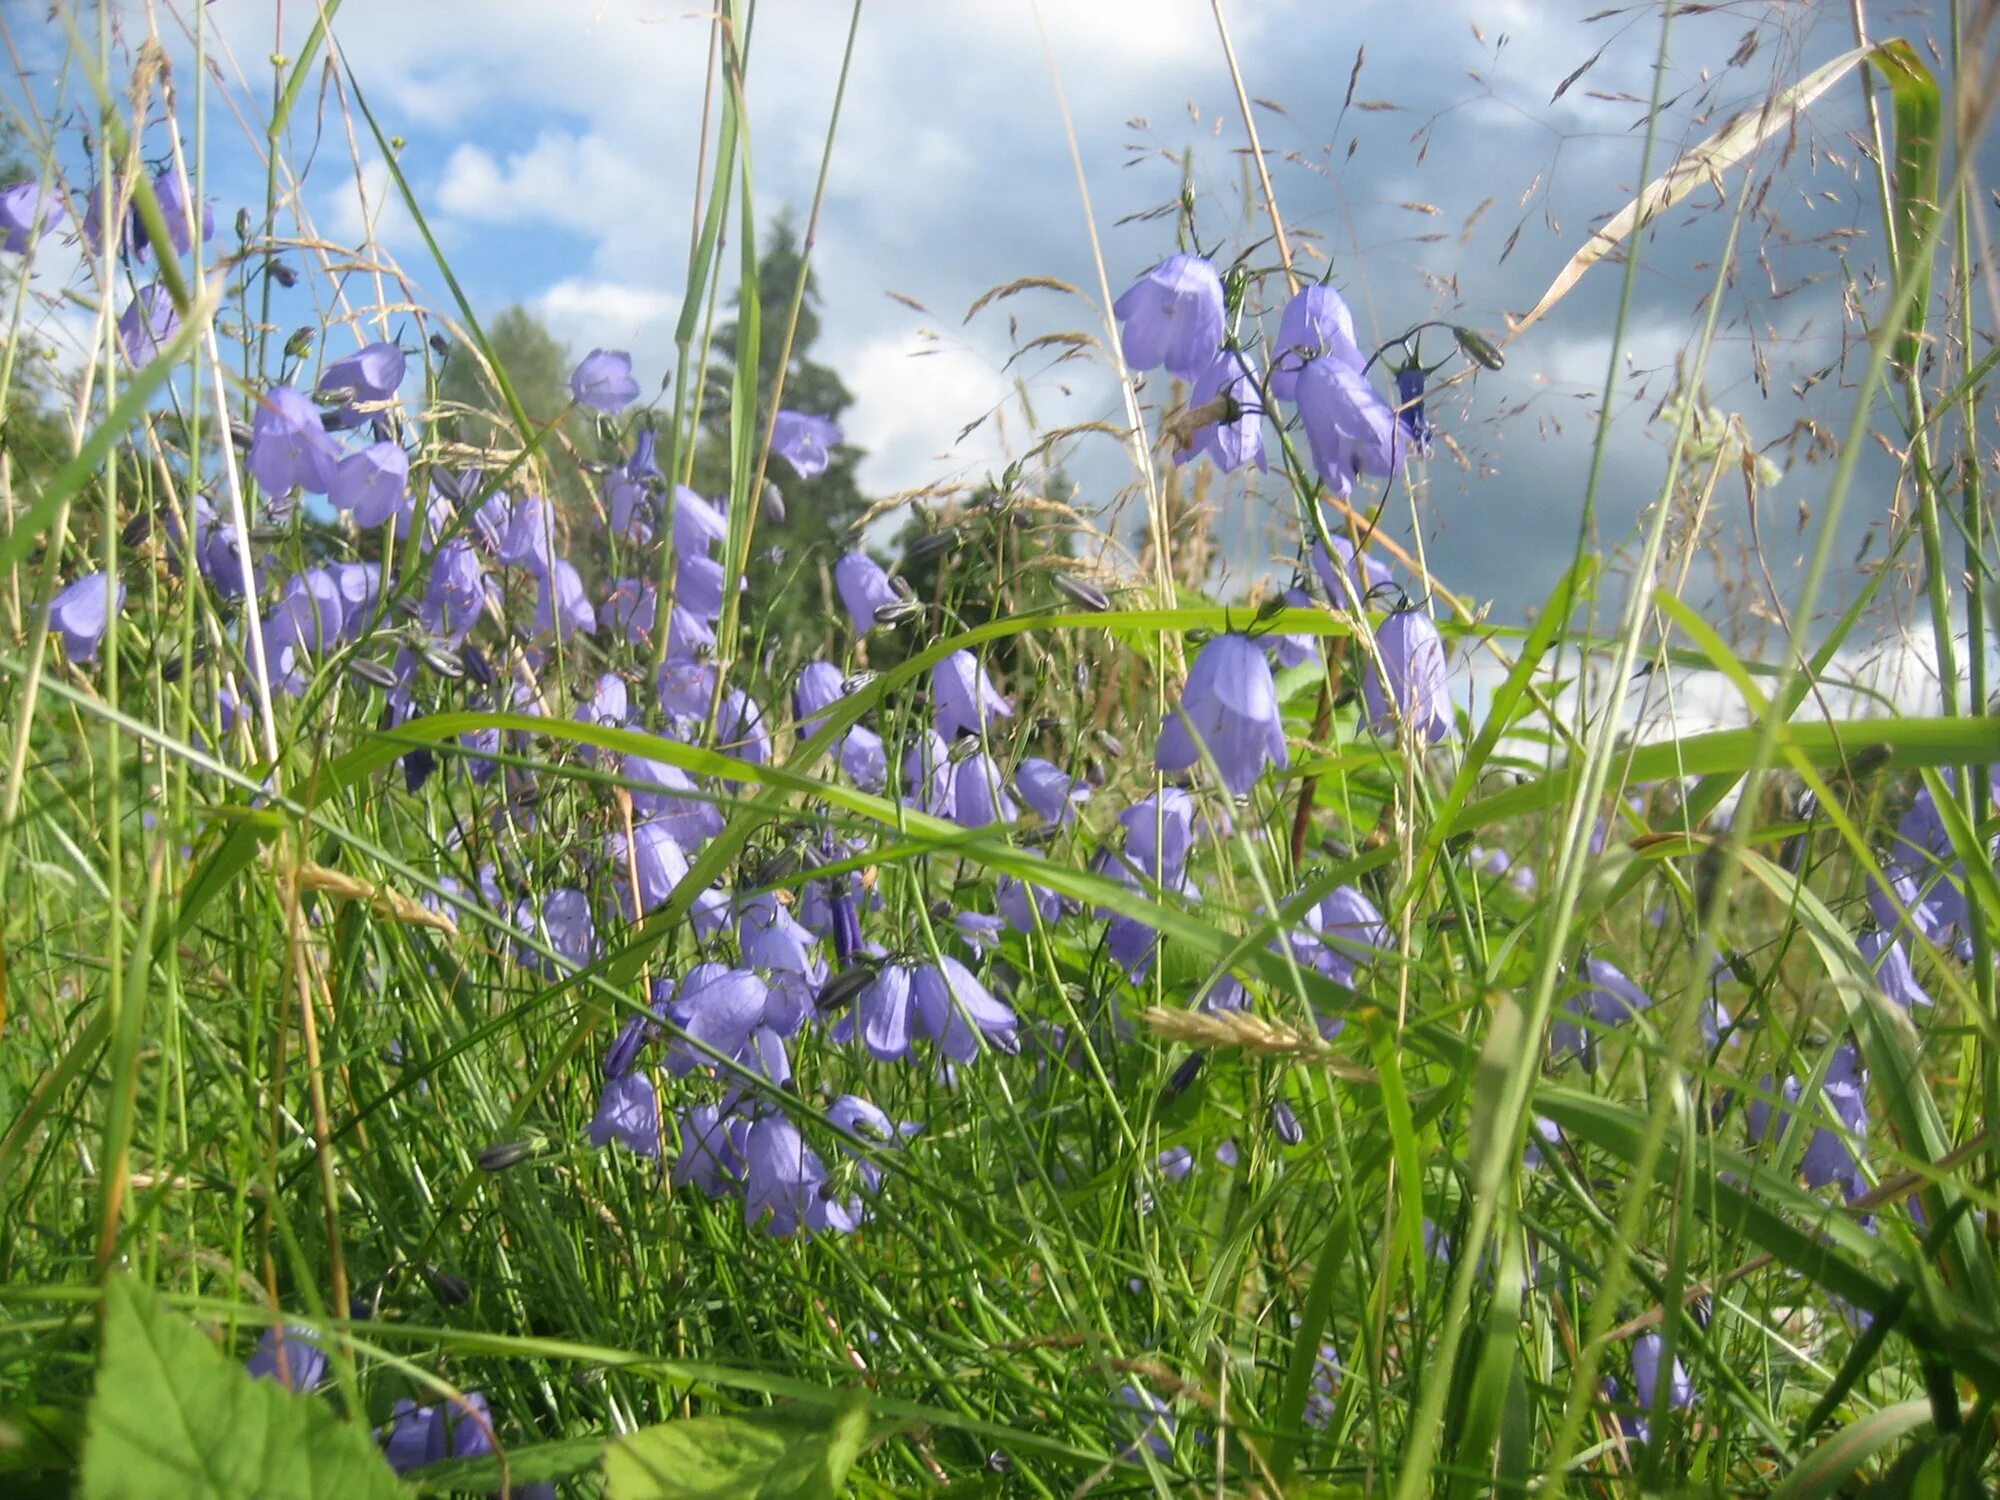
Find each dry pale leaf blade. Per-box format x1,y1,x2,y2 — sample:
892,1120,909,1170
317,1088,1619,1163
1509,42,1875,340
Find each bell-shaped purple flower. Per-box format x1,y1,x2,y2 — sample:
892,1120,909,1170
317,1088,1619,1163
1155,633,1288,794
1631,1332,1694,1439
718,688,770,768
1311,884,1393,989
674,485,728,555
1312,536,1394,613
1857,929,1933,1010
835,551,898,633
793,660,846,742
1270,284,1363,401
247,387,340,497
1113,253,1225,382
588,1070,661,1158
771,409,841,479
535,558,597,639
143,168,214,260
1177,350,1266,472
951,751,1018,828
423,539,489,642
497,494,557,576
49,571,124,663
1550,957,1654,1067
1296,356,1403,498
933,650,1012,739
676,553,729,621
913,955,1017,1062
859,964,916,1061
1015,757,1088,824
117,284,179,367
1394,365,1434,454
245,1324,328,1392
0,181,65,253
841,726,888,791
317,340,405,406
329,441,410,528
742,1112,830,1238
1362,608,1452,744
902,731,956,819
607,819,689,915
570,348,640,413
666,963,772,1073
608,473,654,544
738,891,819,974
672,1102,749,1196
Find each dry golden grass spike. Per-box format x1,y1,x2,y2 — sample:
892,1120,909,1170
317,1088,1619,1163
1138,1006,1377,1084
295,862,459,936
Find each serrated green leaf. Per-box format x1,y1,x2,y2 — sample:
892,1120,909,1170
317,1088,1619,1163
80,1278,406,1500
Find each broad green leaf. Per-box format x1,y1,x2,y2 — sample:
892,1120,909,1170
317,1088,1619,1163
80,1278,405,1500
0,1405,83,1479
603,1397,870,1499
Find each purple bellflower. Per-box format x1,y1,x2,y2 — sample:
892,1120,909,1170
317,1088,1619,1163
49,571,124,663
247,387,340,497
0,181,66,253
1312,535,1394,613
1015,757,1089,824
329,441,410,528
588,1071,661,1158
793,660,846,741
245,1324,328,1392
497,494,557,577
835,551,899,633
1631,1332,1695,1442
317,340,405,406
1362,607,1452,744
1394,364,1434,455
951,751,1018,828
1550,956,1654,1069
570,349,640,413
1155,632,1288,794
1296,355,1403,498
1857,929,1933,1010
902,731,957,820
1113,253,1225,382
1177,350,1266,472
1270,284,1362,401
535,559,597,639
933,650,1012,739
672,1103,749,1197
117,284,179,366
912,955,1017,1062
771,410,842,479
674,485,728,555
743,1112,831,1238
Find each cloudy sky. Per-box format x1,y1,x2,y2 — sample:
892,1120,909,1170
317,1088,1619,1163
6,0,1972,650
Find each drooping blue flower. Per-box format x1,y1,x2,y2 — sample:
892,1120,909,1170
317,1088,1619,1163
1295,355,1403,498
933,650,1012,739
0,181,65,253
1310,884,1393,989
1361,607,1452,744
1155,633,1288,794
793,660,846,742
1176,349,1266,472
143,167,214,260
1747,1041,1868,1199
1550,957,1654,1068
1393,364,1434,454
902,730,957,819
1311,535,1394,612
497,494,557,576
840,726,888,791
912,955,1017,1062
117,284,179,366
606,819,689,915
1631,1332,1694,1442
950,751,1018,828
317,340,405,405
718,688,770,768
676,553,732,622
738,891,820,975
665,964,787,1084
423,539,489,642
570,348,640,413
378,1392,496,1474
834,551,899,633
1269,284,1362,401
998,853,1067,933
519,888,597,975
588,1070,661,1158
1857,929,1933,1010
247,387,340,497
743,1112,831,1238
1015,757,1089,824
674,485,728,555
245,1324,328,1392
1113,253,1225,382
671,1102,749,1197
858,964,916,1061
770,409,842,479
329,441,410,528
49,571,124,663
535,558,597,639
1113,1383,1177,1464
